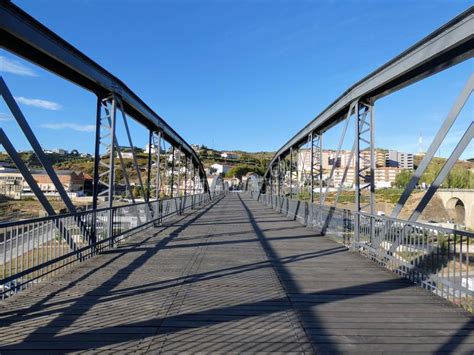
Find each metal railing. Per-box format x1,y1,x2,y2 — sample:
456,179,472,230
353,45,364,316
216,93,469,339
0,192,217,299
255,193,474,311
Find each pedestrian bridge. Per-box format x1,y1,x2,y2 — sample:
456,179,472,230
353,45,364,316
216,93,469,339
0,3,473,354
1,194,472,353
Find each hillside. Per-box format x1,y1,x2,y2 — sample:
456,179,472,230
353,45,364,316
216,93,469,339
0,148,274,182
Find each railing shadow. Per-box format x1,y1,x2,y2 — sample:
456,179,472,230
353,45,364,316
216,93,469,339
0,194,471,352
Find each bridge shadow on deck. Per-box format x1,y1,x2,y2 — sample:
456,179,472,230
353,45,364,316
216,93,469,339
0,194,472,353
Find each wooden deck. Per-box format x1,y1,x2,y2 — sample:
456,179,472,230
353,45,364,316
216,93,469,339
0,194,472,353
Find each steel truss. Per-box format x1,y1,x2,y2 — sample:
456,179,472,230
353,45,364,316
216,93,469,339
0,77,86,251
354,101,375,244
310,132,323,204
392,74,474,219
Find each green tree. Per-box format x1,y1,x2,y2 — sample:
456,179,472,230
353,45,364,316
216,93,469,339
446,166,471,188
394,170,412,188
132,185,142,198
225,165,253,180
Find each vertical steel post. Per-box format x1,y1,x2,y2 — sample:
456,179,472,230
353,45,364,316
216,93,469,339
354,100,375,246
170,146,175,197
155,131,162,201
147,130,152,201
92,96,102,212
91,96,102,246
318,134,323,205
276,157,280,197
269,166,273,199
184,155,188,196
177,148,181,198
290,147,293,199
369,103,375,216
310,133,314,203
192,166,195,196
354,101,361,245
107,97,117,244
369,103,375,243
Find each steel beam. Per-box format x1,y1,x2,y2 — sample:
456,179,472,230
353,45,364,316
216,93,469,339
146,130,153,201
261,9,473,183
355,101,375,215
290,148,293,199
154,131,162,200
0,129,79,251
98,97,135,204
0,77,77,213
277,156,281,196
0,129,55,216
392,74,474,218
92,96,102,212
409,123,473,221
177,148,181,198
310,132,323,204
184,155,188,196
170,146,175,197
320,102,355,207
0,1,210,187
117,97,147,201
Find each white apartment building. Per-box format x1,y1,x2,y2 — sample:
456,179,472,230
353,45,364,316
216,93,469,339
386,150,414,170
330,167,400,189
297,149,386,175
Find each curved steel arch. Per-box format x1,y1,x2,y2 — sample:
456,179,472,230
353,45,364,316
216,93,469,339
262,6,474,184
0,1,209,190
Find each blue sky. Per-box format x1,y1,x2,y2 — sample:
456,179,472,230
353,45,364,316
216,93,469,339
0,0,472,158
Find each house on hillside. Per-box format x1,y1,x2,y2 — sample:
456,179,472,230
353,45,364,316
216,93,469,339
210,163,230,175
220,152,240,159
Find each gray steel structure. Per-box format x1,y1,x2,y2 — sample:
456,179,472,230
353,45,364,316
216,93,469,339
0,1,211,260
261,7,473,240
0,1,208,188
263,7,473,166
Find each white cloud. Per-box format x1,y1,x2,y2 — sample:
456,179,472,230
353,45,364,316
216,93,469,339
41,123,95,133
0,56,37,77
0,113,12,121
15,97,62,111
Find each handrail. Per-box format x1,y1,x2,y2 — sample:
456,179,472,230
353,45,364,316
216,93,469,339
0,191,225,299
254,192,474,309
0,195,199,228
358,209,474,238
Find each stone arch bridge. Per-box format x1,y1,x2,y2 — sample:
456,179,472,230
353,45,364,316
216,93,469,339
436,189,474,229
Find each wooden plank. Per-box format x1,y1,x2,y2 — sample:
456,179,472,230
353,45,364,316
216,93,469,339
0,194,471,353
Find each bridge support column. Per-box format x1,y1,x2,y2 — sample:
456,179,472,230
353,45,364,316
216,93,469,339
152,131,162,224
290,147,293,199
147,130,153,202
277,156,281,197
170,146,175,198
177,147,181,199
310,132,322,227
107,97,117,245
354,100,375,246
92,96,102,246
